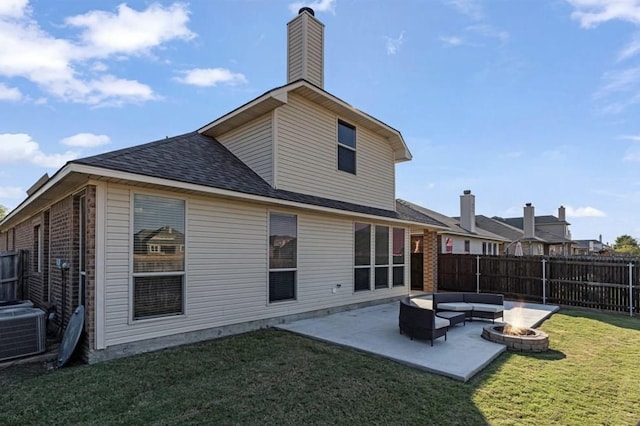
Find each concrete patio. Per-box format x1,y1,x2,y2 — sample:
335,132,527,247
276,296,559,382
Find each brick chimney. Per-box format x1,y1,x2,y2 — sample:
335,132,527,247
558,205,566,222
523,203,535,239
459,190,476,233
287,7,324,88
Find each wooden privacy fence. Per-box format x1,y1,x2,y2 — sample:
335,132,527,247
438,254,640,316
0,250,28,302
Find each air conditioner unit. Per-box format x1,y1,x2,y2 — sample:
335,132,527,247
0,307,46,362
0,300,33,311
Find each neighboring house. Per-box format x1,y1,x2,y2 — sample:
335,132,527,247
572,238,611,255
398,190,508,257
0,8,443,362
487,204,573,256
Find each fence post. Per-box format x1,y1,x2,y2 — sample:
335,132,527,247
629,262,634,317
476,256,481,293
542,258,547,305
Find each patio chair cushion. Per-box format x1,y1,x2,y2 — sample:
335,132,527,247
434,316,450,330
436,302,472,312
469,303,503,313
409,297,432,309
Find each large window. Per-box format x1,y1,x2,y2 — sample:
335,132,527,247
132,194,185,320
354,224,406,291
337,120,356,174
269,213,297,302
354,223,371,291
392,228,405,287
375,226,389,289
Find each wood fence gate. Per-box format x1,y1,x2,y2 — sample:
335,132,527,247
0,250,27,303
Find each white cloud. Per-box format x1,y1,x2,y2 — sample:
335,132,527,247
385,32,405,55
439,36,465,47
622,135,640,160
618,32,640,61
566,0,640,28
467,24,509,42
0,186,23,199
500,151,523,158
541,147,569,161
66,3,195,58
565,205,607,217
175,68,248,87
0,133,78,168
61,133,110,148
0,2,193,106
0,0,28,18
0,82,22,101
594,66,640,113
445,0,483,20
289,0,336,15
624,150,640,161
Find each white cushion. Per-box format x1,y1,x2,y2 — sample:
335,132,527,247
409,298,432,309
434,316,450,329
437,302,472,312
469,303,503,313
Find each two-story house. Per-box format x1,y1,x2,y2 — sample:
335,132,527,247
483,204,573,256
0,8,444,363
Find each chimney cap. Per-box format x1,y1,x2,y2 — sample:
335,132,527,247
525,203,532,207
298,6,315,16
463,190,471,195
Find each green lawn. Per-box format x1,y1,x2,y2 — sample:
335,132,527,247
1,309,639,425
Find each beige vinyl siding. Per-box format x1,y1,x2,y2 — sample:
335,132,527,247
104,185,131,334
101,184,408,347
217,113,273,186
287,18,303,83
276,94,395,210
287,13,323,87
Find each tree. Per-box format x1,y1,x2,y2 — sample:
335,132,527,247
613,234,640,256
0,204,7,220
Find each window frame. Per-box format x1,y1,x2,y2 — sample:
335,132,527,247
268,211,298,303
354,222,372,292
130,193,187,322
354,223,406,291
374,225,389,289
337,120,356,174
392,227,405,287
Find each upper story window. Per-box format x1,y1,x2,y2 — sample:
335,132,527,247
337,120,356,174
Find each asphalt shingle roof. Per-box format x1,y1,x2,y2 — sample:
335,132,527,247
73,132,437,225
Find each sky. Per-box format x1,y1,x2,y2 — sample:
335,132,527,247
0,0,639,245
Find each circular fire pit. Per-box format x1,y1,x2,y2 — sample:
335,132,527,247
482,324,549,352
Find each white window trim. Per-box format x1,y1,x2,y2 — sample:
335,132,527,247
354,223,407,291
337,119,356,174
267,211,298,304
129,191,187,323
392,227,406,287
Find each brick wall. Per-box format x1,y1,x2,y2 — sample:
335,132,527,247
49,196,74,331
79,186,96,360
422,230,438,293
